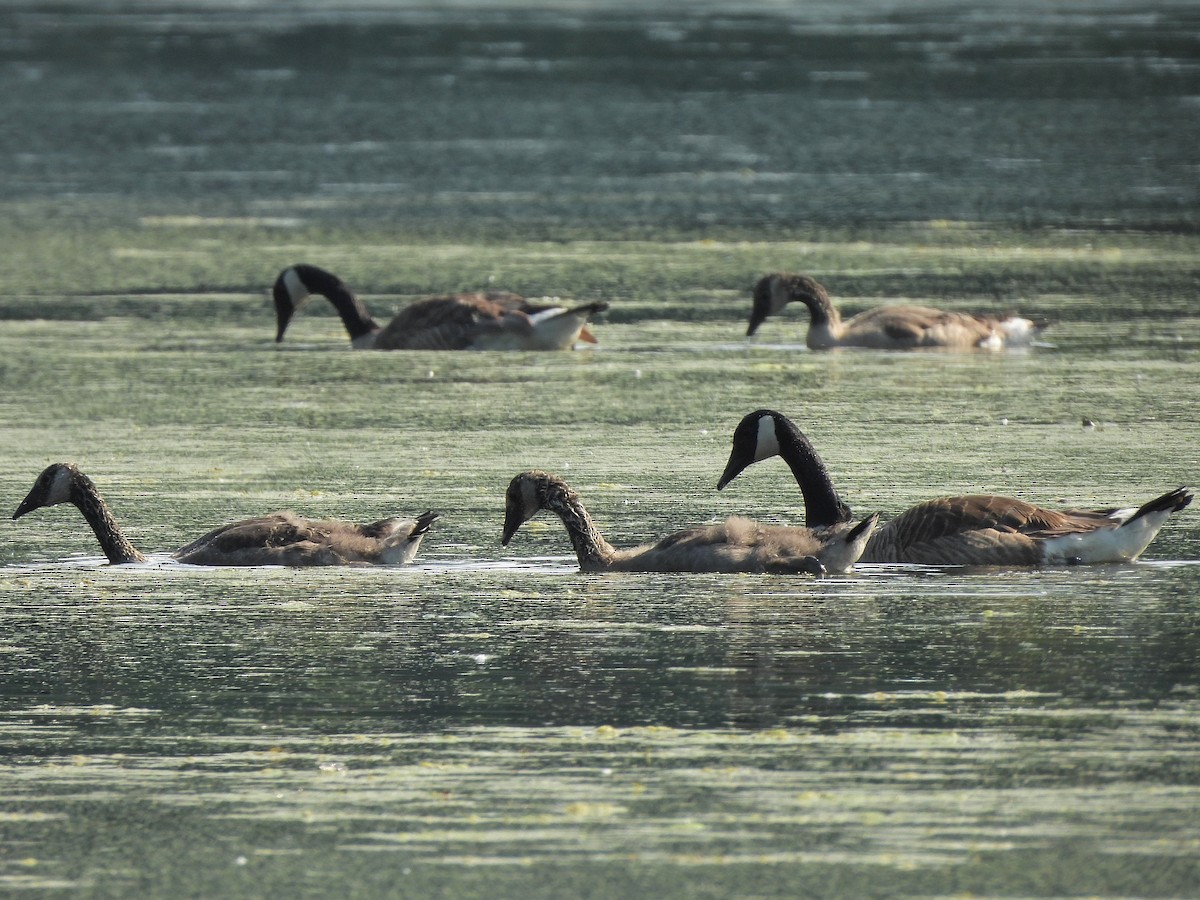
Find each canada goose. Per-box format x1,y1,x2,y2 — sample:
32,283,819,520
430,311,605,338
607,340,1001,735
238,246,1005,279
747,273,1042,350
717,410,1193,566
272,264,609,351
501,469,879,575
12,462,439,567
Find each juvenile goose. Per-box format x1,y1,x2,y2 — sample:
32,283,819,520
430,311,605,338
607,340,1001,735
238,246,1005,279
13,462,439,567
748,273,1042,350
273,264,609,351
717,410,1192,566
501,469,879,575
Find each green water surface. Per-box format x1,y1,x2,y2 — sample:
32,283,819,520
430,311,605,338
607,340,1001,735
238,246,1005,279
1,3,1198,897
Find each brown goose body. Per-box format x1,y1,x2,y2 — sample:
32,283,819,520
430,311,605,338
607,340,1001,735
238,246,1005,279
748,273,1042,351
502,469,878,575
717,410,1192,566
13,463,438,567
273,264,607,351
856,493,1188,566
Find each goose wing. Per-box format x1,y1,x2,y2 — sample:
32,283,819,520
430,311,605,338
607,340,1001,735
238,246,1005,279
174,510,438,566
473,301,609,350
611,518,821,574
372,292,526,350
864,495,1121,565
844,305,998,348
614,517,862,574
172,512,331,563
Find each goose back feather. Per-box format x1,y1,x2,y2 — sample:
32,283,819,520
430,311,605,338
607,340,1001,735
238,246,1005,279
718,410,1192,566
13,463,438,567
502,469,878,574
748,273,1042,350
273,264,607,351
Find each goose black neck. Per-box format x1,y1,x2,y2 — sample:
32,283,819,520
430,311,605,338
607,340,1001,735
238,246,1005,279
774,417,853,527
542,479,619,571
71,474,147,564
300,265,380,342
796,283,838,329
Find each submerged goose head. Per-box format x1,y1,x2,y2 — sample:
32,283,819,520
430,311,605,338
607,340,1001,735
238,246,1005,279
502,469,576,546
272,264,379,345
748,274,830,336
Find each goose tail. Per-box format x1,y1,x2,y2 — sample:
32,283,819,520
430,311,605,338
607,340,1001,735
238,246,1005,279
1044,487,1192,565
527,301,610,348
557,301,610,344
998,314,1050,346
819,512,881,573
1126,486,1193,523
411,509,441,539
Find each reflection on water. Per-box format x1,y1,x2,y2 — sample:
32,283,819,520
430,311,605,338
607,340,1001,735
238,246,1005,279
2,560,1198,893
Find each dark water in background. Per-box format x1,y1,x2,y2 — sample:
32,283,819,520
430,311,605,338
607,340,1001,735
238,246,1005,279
2,1,1198,234
1,3,1199,897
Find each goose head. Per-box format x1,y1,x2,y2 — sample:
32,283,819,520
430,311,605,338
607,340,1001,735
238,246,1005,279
502,470,556,545
717,409,854,528
272,265,317,343
272,264,378,345
717,409,786,490
13,462,78,518
747,274,828,336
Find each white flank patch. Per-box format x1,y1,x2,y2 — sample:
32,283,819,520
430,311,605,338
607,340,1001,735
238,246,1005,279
754,415,781,462
530,309,589,349
282,267,310,306
1042,509,1172,564
478,306,590,350
380,529,424,566
999,317,1037,345
977,331,1004,351
1105,506,1137,524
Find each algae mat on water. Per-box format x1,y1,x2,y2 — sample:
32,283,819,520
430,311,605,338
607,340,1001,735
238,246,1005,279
1,1,1199,897
2,224,1198,898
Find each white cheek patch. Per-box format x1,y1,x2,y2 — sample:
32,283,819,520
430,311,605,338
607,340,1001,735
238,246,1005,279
521,478,541,521
769,278,791,315
48,467,74,504
754,415,781,462
282,267,311,306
